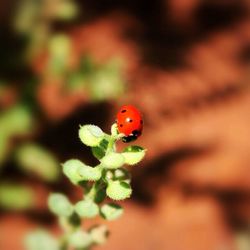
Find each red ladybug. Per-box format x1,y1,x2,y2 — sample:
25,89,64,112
116,105,143,142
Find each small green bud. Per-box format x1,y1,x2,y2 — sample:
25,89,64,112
75,199,99,218
100,203,123,221
48,193,73,217
79,125,105,147
89,225,109,245
105,170,113,181
106,180,132,200
122,146,146,165
68,230,93,249
101,152,125,169
113,168,130,181
111,123,118,136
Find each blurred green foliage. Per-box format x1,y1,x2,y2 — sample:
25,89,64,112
16,143,60,182
0,183,34,210
0,105,33,166
14,0,78,59
0,0,125,211
25,230,59,250
69,57,124,101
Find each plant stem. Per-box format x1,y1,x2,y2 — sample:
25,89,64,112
106,135,116,155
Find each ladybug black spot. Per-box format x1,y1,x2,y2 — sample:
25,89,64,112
121,109,126,113
129,119,133,122
122,134,137,143
140,120,143,124
132,130,139,136
120,124,123,127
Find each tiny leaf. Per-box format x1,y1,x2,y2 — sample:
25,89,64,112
122,146,146,165
113,168,130,181
89,225,109,245
68,230,93,249
48,193,73,217
78,164,102,181
75,199,99,218
106,181,132,200
100,203,123,221
79,125,104,147
101,152,124,169
111,123,118,136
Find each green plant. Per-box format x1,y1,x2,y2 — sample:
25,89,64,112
26,123,146,250
0,0,125,211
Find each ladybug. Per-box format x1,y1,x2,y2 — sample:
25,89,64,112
116,105,143,142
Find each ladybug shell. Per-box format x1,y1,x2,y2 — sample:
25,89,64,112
116,105,143,142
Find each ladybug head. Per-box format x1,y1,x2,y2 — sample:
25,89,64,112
122,130,141,143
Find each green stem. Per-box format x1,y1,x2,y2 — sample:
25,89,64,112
106,135,116,155
59,235,69,250
85,183,97,200
85,177,106,201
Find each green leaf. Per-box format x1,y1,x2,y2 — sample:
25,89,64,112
25,230,59,250
91,138,109,160
48,193,73,217
101,152,124,169
75,199,99,218
122,146,146,165
63,159,83,184
0,183,34,210
79,125,105,147
0,105,33,136
63,159,101,184
100,203,123,221
106,181,132,200
78,164,102,181
89,225,109,245
94,188,106,204
16,143,60,182
68,230,93,249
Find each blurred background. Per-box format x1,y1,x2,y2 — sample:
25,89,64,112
0,0,250,249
